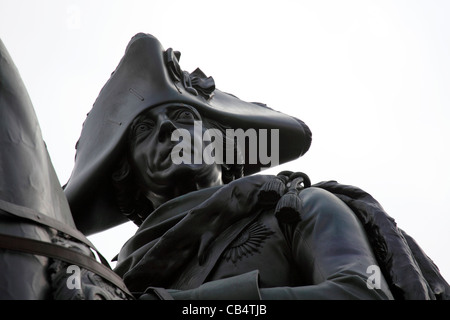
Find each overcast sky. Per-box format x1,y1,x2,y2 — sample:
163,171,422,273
1,0,449,283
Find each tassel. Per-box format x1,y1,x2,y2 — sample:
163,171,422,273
274,176,306,224
258,175,288,205
275,191,303,224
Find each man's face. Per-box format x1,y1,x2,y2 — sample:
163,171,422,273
128,104,222,206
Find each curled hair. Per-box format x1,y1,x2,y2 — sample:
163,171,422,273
111,157,154,226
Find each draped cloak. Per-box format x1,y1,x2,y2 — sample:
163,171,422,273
114,178,450,300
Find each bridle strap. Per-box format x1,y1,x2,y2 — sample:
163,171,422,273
0,233,133,298
0,198,110,268
0,199,133,297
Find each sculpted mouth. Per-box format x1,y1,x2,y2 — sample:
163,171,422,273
145,138,209,182
145,142,181,178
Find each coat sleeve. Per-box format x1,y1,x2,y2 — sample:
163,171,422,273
259,187,394,300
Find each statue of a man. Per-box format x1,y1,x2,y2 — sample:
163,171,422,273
62,33,449,300
0,33,448,300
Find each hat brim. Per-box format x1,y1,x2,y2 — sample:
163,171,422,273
64,33,312,235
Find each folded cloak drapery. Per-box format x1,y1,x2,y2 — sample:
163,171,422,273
114,176,450,300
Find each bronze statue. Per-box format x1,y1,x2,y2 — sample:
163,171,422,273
0,33,449,300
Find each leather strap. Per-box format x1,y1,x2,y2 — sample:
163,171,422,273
0,233,133,298
0,198,110,268
0,199,133,297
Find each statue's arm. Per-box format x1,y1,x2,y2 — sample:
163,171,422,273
258,187,394,300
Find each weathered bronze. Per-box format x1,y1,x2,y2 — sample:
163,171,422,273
0,33,448,300
0,37,131,299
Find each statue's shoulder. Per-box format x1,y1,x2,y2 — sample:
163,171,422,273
300,186,350,209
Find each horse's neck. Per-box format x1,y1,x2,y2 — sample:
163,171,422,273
0,38,76,230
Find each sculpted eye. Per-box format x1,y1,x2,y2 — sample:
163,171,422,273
175,110,195,122
133,121,154,136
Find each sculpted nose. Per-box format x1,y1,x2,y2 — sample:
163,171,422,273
158,119,177,142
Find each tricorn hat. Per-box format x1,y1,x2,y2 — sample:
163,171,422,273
64,33,312,235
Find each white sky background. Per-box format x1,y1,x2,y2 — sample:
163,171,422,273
1,0,449,284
